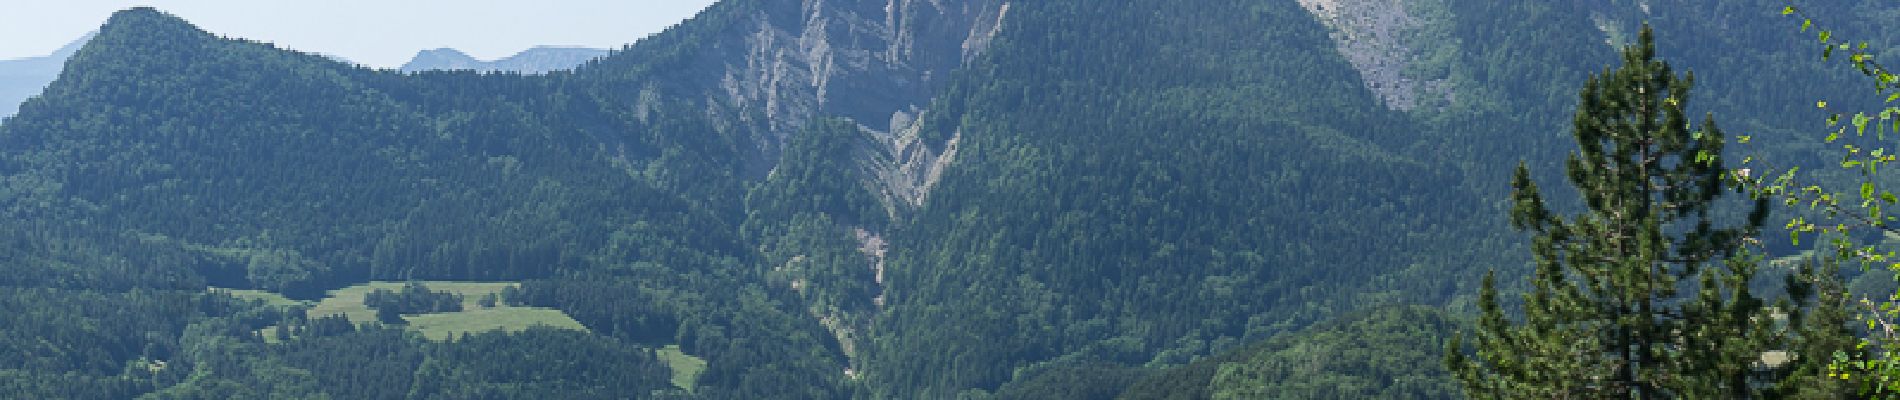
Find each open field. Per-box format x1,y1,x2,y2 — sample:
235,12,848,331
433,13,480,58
235,281,588,342
222,281,701,390
406,307,587,341
659,344,707,392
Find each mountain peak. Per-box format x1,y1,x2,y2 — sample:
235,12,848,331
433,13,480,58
86,7,216,64
99,7,201,37
399,46,607,74
415,47,474,59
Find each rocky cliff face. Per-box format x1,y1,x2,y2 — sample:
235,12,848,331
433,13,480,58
665,0,1010,370
659,0,1008,213
712,0,1009,139
1294,0,1453,111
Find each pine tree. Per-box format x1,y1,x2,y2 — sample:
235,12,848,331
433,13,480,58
1444,25,1835,399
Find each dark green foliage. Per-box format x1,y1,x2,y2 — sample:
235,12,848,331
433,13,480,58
864,0,1488,396
989,363,1150,400
1776,256,1863,397
1207,306,1462,399
361,282,467,325
1118,307,1462,400
0,370,148,400
301,314,358,338
0,7,846,398
160,319,678,399
1446,26,1845,399
515,274,851,399
498,285,522,307
0,288,198,380
1116,352,1241,400
745,118,889,230
364,282,466,315
272,327,425,400
738,118,891,363
376,306,404,325
408,327,676,399
2,7,754,299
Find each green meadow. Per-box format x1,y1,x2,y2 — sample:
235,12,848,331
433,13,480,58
221,281,587,341
658,344,708,392
218,281,704,390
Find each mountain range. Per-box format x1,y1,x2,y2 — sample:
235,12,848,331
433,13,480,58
3,36,607,124
0,0,1892,398
398,46,611,74
0,32,92,120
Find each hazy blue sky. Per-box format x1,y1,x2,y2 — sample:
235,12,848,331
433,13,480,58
0,1,720,68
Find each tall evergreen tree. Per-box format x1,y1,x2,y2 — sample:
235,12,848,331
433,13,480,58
1445,25,1833,399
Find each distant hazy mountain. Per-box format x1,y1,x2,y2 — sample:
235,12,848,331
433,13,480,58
398,46,609,74
0,32,92,120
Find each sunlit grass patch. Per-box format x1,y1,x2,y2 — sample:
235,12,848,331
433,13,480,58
406,307,587,341
658,344,707,392
247,281,589,342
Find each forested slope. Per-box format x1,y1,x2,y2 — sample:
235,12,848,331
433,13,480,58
857,0,1496,396
861,0,1900,397
0,7,841,398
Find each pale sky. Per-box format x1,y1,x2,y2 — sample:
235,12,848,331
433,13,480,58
0,1,720,68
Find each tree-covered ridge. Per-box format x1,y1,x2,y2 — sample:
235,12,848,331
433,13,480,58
5,8,747,297
0,7,845,398
982,306,1463,400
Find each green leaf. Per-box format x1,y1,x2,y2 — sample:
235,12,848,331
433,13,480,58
1863,183,1875,200
1783,6,1796,15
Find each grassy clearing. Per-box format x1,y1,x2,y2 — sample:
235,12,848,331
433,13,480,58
406,308,587,341
233,281,698,388
254,281,588,341
658,344,707,392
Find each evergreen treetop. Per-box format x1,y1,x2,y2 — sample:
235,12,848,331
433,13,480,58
1446,25,1845,399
